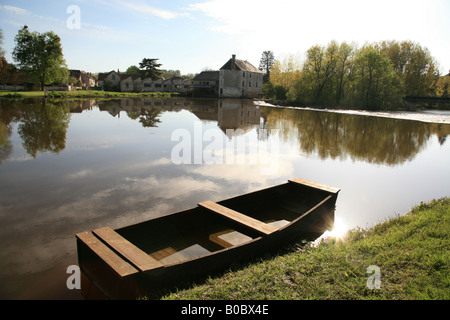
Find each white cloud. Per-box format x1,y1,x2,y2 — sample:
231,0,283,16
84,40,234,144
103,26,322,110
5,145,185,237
189,152,295,187
0,5,30,15
120,2,178,19
97,0,182,20
66,169,93,179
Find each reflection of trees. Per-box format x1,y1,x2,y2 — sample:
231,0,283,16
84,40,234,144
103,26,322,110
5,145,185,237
0,100,20,163
0,121,12,164
263,108,450,165
137,108,161,128
17,100,71,157
125,108,162,128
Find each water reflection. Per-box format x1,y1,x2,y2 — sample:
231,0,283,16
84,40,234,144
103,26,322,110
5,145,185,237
262,107,450,166
0,99,71,159
1,98,449,165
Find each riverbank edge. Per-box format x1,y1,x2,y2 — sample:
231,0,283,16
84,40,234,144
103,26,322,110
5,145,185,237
262,98,450,111
0,90,178,99
255,100,450,124
159,197,449,300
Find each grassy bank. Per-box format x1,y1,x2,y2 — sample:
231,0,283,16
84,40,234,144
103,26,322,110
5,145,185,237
162,198,449,300
0,90,177,99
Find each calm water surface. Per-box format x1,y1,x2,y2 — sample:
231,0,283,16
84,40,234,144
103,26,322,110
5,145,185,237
0,97,449,299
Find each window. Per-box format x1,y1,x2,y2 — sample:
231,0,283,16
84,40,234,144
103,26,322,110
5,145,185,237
249,82,251,87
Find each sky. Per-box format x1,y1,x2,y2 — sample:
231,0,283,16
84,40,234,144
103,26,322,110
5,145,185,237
1,0,449,75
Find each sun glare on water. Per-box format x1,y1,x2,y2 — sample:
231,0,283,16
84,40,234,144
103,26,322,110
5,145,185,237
324,217,349,240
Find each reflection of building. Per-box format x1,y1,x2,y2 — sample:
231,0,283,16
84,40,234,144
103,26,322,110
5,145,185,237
68,99,96,113
97,98,193,118
218,99,261,136
190,99,219,121
95,98,262,136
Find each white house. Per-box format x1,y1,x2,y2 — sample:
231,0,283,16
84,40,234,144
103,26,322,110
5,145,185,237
97,70,121,90
120,74,142,92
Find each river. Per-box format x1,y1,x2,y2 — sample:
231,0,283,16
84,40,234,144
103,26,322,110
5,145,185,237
0,97,449,299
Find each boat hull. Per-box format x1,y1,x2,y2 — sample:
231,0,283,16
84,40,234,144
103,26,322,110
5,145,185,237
76,179,340,299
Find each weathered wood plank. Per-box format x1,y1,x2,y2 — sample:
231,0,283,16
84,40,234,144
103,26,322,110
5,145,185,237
209,230,253,248
199,201,277,235
150,246,177,261
289,178,340,194
76,231,138,277
93,227,163,272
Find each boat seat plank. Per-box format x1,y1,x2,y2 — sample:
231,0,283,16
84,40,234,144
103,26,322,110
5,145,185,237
289,178,341,194
199,201,277,235
76,231,138,277
93,227,163,272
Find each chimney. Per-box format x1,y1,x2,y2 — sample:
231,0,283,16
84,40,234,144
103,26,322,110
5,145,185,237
231,54,236,70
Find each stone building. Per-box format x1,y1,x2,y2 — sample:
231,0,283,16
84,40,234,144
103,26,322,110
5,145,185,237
192,71,220,97
219,55,264,98
69,70,97,89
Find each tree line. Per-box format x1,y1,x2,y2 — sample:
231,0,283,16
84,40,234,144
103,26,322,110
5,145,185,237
261,41,445,110
0,26,177,91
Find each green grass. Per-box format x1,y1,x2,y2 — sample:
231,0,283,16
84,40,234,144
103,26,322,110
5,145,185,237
0,90,177,99
161,198,449,300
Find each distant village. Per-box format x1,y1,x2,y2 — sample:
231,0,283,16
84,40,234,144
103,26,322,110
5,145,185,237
8,54,264,99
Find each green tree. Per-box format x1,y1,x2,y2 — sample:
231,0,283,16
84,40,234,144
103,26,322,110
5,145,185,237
125,65,141,74
12,26,68,90
0,29,7,82
262,81,275,99
139,58,163,79
436,75,450,97
0,29,4,58
162,69,181,79
377,40,440,96
335,42,355,105
269,54,301,90
301,41,339,105
352,45,403,109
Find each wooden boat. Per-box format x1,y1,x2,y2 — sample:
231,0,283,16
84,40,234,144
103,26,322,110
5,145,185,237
76,178,340,299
